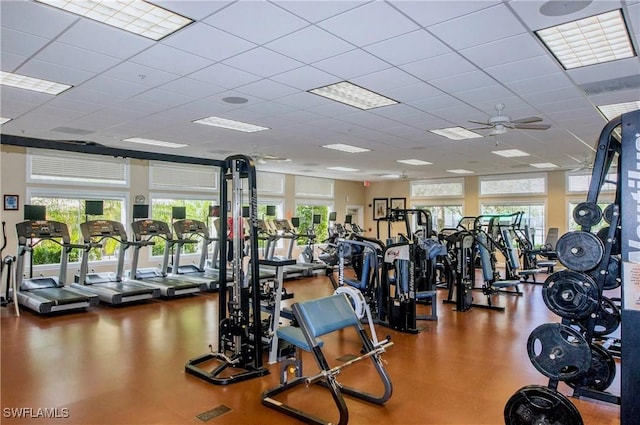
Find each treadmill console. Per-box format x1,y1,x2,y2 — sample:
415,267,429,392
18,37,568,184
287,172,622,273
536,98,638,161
274,219,292,232
131,219,172,240
173,219,208,238
16,220,70,245
80,220,128,242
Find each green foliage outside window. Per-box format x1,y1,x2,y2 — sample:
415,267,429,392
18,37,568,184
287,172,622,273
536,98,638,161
294,205,329,244
150,198,213,256
29,197,123,265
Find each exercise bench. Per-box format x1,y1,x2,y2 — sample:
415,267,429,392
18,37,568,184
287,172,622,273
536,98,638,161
261,293,393,425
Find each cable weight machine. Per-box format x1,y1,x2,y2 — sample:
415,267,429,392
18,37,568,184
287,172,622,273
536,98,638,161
185,155,269,385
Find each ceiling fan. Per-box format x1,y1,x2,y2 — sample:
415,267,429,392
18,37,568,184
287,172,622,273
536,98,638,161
469,103,551,135
251,148,291,164
569,154,593,172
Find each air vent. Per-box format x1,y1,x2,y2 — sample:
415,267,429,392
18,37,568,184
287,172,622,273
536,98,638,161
51,126,94,135
580,74,640,95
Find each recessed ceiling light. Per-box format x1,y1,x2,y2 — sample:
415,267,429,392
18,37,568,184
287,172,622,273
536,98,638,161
192,116,270,133
0,71,72,95
536,9,636,70
123,137,188,148
309,81,399,110
0,117,11,125
530,162,559,168
222,96,249,104
597,101,640,120
492,149,530,158
322,143,371,153
327,166,359,172
447,169,474,174
35,0,192,41
429,127,483,140
397,159,432,166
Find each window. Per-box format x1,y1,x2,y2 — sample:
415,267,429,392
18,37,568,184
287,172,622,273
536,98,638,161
411,178,464,198
566,170,617,193
295,176,334,198
480,173,546,196
149,161,217,191
413,204,463,231
568,200,613,233
28,149,129,187
257,171,285,195
294,203,331,244
28,193,125,265
481,203,545,246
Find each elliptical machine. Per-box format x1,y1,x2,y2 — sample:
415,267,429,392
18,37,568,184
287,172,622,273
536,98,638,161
1,221,19,315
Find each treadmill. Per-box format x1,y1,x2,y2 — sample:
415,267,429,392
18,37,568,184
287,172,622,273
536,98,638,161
172,219,275,289
70,220,161,304
129,219,208,296
270,219,314,277
14,220,99,314
277,218,326,276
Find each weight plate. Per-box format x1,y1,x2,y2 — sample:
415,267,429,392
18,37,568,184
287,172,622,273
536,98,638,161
527,323,591,381
590,256,621,291
602,204,618,225
566,344,616,392
504,385,583,425
542,270,599,319
596,227,621,256
573,202,602,227
556,231,604,272
576,297,621,337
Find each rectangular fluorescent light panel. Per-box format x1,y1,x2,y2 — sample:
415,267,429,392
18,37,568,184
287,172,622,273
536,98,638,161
309,81,399,110
0,117,11,125
327,166,359,172
193,116,269,133
397,159,432,166
380,174,401,178
35,0,192,41
530,162,559,169
0,71,71,95
536,9,635,70
322,143,371,153
492,149,530,158
123,137,187,148
429,126,483,140
597,101,640,120
447,169,474,174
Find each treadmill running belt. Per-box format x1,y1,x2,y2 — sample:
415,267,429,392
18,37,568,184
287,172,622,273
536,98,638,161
31,288,90,305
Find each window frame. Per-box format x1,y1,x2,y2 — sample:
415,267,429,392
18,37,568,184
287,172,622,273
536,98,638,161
479,172,547,197
410,177,465,199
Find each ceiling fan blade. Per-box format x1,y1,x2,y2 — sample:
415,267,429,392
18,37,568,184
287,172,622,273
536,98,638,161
511,116,543,124
467,125,493,130
468,119,489,125
513,123,551,130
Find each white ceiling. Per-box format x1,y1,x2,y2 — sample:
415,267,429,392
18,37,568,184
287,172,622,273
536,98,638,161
1,0,639,181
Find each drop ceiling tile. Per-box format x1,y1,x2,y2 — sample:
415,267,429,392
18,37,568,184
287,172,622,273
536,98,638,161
430,70,497,93
161,23,256,61
188,63,261,89
505,72,575,95
111,98,168,115
265,26,354,63
0,1,76,38
484,55,560,83
307,101,360,118
567,58,640,85
132,90,192,108
274,92,327,109
400,52,477,81
273,1,367,23
313,49,390,79
0,91,48,115
521,87,586,105
235,79,299,101
429,104,486,124
407,94,460,112
244,101,297,117
131,44,212,76
453,85,514,104
45,96,107,115
364,29,452,65
390,1,499,27
33,41,121,74
351,68,421,92
204,2,308,44
1,28,49,58
78,76,149,99
153,1,232,20
270,66,339,91
223,47,303,78
1,52,27,72
61,86,127,106
589,89,640,106
428,4,527,50
383,83,444,103
181,98,236,117
18,59,92,86
159,77,225,98
317,2,419,47
370,103,422,119
103,62,178,87
459,33,548,69
57,19,154,59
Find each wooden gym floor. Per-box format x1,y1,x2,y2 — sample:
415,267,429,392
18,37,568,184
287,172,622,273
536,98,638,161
1,273,621,424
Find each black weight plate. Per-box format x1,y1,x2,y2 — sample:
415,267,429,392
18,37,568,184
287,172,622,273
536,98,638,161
590,256,622,291
542,270,599,319
566,344,616,392
573,202,602,227
556,231,604,272
596,227,621,256
504,385,583,425
602,204,618,225
577,297,621,337
527,323,591,381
